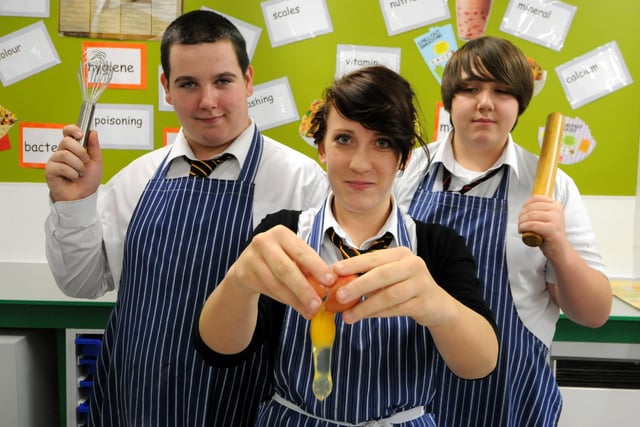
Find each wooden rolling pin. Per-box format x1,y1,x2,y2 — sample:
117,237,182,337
522,112,565,247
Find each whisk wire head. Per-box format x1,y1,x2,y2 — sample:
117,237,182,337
78,49,114,103
76,49,114,147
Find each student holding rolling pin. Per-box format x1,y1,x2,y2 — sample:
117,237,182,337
395,36,612,427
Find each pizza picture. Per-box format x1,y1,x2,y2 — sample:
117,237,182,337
0,105,17,139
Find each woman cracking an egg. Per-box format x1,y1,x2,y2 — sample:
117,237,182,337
194,66,498,427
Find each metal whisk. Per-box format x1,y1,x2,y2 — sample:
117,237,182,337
76,50,113,147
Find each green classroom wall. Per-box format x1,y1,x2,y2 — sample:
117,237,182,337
0,0,638,195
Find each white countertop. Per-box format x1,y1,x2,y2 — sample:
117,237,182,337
609,296,639,318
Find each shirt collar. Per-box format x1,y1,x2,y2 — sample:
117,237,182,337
320,192,399,250
166,118,256,168
436,131,520,179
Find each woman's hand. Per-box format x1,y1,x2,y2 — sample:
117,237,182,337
331,247,453,325
331,246,499,378
224,225,335,319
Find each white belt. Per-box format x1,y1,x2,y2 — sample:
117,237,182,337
272,393,427,426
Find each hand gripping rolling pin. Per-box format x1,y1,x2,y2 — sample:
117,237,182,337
521,112,565,247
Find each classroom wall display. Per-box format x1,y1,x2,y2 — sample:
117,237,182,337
500,0,576,51
202,6,262,60
0,21,61,86
555,41,632,110
335,44,401,79
0,0,637,196
0,0,49,18
0,105,17,143
537,116,597,166
414,23,458,84
58,0,182,40
261,0,333,47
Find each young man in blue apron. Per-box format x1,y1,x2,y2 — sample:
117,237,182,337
44,10,328,427
395,36,612,426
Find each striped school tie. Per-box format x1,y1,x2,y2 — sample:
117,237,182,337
442,165,504,194
187,153,234,178
328,228,394,259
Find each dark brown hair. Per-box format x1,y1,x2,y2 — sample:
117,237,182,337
160,10,249,81
310,66,427,171
441,37,534,118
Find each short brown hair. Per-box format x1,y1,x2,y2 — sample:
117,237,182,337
441,37,533,117
160,10,249,81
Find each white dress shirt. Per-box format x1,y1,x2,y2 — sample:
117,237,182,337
394,133,607,346
45,121,329,299
296,193,416,266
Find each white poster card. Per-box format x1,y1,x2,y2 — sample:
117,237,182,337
335,45,401,78
202,7,262,60
0,21,61,86
163,128,180,146
555,41,633,109
0,0,49,17
83,43,146,89
249,77,298,131
433,102,451,142
19,123,64,168
500,0,576,51
93,104,154,150
379,0,450,36
261,0,332,47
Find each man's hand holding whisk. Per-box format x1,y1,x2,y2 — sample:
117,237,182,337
46,49,111,203
45,126,103,203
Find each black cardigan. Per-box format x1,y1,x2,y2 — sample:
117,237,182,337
194,209,497,367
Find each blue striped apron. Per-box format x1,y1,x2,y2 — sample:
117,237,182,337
89,128,269,426
408,164,561,427
257,205,436,427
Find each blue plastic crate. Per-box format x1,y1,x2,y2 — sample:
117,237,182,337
78,377,93,389
77,399,90,414
75,336,102,357
78,357,97,376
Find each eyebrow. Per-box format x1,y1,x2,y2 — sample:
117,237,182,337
215,71,240,80
331,127,389,139
172,71,239,84
331,127,355,134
